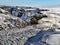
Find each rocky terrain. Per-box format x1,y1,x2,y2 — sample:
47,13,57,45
0,6,60,45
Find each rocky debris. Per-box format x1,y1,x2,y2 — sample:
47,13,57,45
0,13,27,30
0,26,42,45
0,7,48,30
0,27,60,45
0,6,49,25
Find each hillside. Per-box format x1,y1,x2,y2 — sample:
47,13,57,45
0,6,60,45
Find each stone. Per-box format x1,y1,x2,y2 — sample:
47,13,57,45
16,18,27,28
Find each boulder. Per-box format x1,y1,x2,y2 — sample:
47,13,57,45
16,18,27,28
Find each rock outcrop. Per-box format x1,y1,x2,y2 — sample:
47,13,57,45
0,13,27,30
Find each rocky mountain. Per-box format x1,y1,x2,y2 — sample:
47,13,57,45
0,6,60,45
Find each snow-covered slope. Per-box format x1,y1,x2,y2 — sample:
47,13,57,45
0,7,60,45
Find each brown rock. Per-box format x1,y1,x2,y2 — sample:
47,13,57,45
16,18,27,28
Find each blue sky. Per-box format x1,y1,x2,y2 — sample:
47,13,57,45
0,0,60,7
